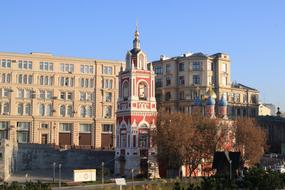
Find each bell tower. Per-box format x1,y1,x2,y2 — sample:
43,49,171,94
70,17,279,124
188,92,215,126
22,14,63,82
115,28,159,178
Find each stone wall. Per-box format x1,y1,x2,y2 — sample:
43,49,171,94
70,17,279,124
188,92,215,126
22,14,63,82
14,144,115,172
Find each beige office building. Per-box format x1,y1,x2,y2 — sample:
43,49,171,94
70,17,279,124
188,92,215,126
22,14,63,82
152,52,259,118
0,52,124,149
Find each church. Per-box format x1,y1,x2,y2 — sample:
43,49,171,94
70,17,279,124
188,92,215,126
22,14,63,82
114,27,159,178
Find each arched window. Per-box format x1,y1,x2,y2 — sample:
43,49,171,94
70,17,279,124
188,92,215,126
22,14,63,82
80,106,86,117
39,104,45,116
86,106,92,117
139,54,145,69
139,123,149,148
60,105,65,117
46,104,52,116
138,82,148,100
67,105,72,117
25,103,31,115
123,82,129,99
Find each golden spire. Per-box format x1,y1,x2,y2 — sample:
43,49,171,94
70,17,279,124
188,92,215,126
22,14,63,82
135,20,139,39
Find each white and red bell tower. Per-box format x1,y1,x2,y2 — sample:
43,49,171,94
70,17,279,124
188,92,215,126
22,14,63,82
115,27,159,178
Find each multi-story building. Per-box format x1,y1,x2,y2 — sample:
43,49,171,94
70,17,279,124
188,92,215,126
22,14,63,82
0,52,124,148
152,53,259,118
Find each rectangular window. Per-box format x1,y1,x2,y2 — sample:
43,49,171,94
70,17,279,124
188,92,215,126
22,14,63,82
102,124,113,133
179,76,185,85
18,89,24,98
104,92,112,102
154,65,162,74
80,124,92,133
221,63,227,72
103,66,113,74
193,75,200,85
166,77,171,86
39,62,53,71
192,62,201,71
41,123,49,129
179,63,184,71
179,91,185,100
17,122,30,143
67,92,72,100
166,64,171,73
60,92,66,100
0,122,8,140
59,123,72,132
104,106,112,118
165,92,171,101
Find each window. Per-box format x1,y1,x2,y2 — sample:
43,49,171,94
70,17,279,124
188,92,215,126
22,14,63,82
138,82,148,100
179,76,185,85
18,89,24,99
166,77,171,86
139,132,149,148
0,122,8,140
154,66,162,74
46,104,52,116
60,105,66,117
80,124,92,133
103,79,113,89
67,92,73,100
60,77,74,87
80,106,86,117
179,63,184,71
192,61,201,71
39,104,45,116
18,60,32,70
166,64,171,73
3,102,10,114
104,92,112,102
165,92,171,101
0,73,11,83
102,124,113,133
60,92,66,100
25,103,31,115
17,122,30,143
103,66,113,74
46,91,52,99
251,95,257,104
17,103,24,115
86,106,92,117
38,75,53,86
104,106,112,118
80,92,92,101
59,123,72,132
39,62,53,71
155,79,162,88
243,94,247,103
18,74,33,84
41,123,49,129
193,75,200,85
1,59,12,68
123,82,129,99
67,105,73,117
80,78,94,88
80,65,94,74
222,76,227,86
1,88,10,97
60,63,74,72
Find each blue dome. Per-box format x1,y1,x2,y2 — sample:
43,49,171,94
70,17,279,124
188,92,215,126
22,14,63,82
193,96,202,106
206,96,216,105
218,95,228,106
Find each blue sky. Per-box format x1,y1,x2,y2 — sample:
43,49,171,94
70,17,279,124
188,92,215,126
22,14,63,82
0,0,284,111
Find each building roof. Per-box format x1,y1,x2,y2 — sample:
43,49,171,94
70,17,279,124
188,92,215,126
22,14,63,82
231,82,258,92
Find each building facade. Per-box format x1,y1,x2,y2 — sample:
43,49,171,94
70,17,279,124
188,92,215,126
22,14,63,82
152,53,259,118
115,29,159,178
0,52,123,149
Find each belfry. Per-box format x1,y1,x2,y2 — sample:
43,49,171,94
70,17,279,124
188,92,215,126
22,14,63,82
114,27,159,178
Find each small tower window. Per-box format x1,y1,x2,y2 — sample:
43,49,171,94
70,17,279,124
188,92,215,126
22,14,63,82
123,82,129,100
138,82,148,100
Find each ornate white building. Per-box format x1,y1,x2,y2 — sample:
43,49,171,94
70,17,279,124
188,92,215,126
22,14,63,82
114,28,159,178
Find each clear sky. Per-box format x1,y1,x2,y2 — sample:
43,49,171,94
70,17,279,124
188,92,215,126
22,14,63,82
0,0,284,111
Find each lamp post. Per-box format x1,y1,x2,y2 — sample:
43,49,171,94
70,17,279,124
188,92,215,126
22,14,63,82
101,162,104,189
58,163,62,187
